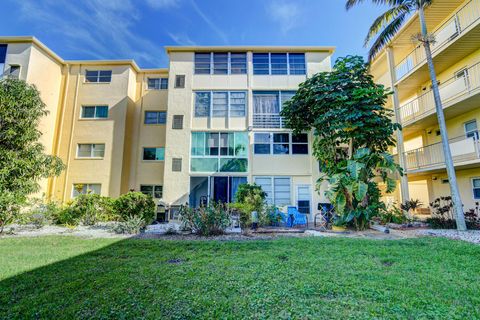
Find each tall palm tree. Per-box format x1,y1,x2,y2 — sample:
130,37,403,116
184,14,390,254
346,0,467,231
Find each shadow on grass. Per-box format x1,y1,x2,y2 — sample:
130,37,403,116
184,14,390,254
0,236,480,319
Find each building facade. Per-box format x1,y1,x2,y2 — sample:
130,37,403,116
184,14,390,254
0,37,334,221
370,0,480,211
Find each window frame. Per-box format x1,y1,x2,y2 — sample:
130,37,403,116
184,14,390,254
140,185,163,199
80,105,109,119
253,132,309,155
174,75,185,88
144,111,167,125
472,178,480,199
85,70,112,83
76,143,105,159
194,91,247,118
71,183,102,198
464,119,478,139
147,77,168,90
194,52,247,75
142,147,165,161
253,52,306,75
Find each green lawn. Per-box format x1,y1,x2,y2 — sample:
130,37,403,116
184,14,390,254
0,236,479,319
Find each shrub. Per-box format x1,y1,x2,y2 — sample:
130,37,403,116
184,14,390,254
428,197,456,229
65,194,115,226
113,216,145,235
114,192,156,226
379,205,409,225
231,183,266,229
179,202,231,236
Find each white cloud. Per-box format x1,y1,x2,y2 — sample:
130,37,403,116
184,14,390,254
168,32,197,46
267,1,302,34
13,0,172,67
190,0,228,44
145,0,180,9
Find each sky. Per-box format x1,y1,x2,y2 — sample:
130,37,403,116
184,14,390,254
0,0,388,68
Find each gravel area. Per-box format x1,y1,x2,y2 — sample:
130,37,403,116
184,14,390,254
409,229,480,244
1,223,128,239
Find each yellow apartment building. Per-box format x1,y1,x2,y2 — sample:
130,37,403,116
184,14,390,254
370,0,480,211
0,36,334,221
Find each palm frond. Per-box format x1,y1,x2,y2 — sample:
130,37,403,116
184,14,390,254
364,4,412,46
368,12,408,62
346,0,408,10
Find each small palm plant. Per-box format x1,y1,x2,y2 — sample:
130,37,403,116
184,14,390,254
346,0,467,231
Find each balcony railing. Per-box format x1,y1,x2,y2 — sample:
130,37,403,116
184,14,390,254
252,113,285,129
395,0,480,81
403,135,480,171
398,62,480,124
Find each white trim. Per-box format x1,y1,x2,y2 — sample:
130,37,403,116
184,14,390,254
76,143,105,159
80,105,109,120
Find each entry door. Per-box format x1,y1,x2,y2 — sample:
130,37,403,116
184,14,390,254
296,185,311,215
213,177,229,204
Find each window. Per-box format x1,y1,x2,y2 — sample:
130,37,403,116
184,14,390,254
144,111,166,124
194,52,247,74
297,185,311,214
191,132,248,173
194,53,211,74
473,178,480,199
253,91,295,128
140,185,163,199
465,120,478,139
85,70,112,83
172,158,182,172
0,44,7,77
143,147,165,161
254,176,291,206
72,183,101,198
194,91,247,118
254,132,308,155
77,144,105,158
9,65,20,78
81,106,108,119
172,115,184,129
253,53,306,75
175,75,185,88
148,78,168,90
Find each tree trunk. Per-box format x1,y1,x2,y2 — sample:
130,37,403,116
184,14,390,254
418,6,467,231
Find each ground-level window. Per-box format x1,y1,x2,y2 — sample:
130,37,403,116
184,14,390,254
473,179,480,199
143,147,165,161
140,185,163,199
297,185,311,214
72,183,101,197
253,176,291,207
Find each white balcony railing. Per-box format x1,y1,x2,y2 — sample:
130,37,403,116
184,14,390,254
398,62,480,124
252,113,285,129
395,0,480,81
404,135,480,171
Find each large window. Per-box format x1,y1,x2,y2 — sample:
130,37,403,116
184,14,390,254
143,147,165,161
254,176,291,206
194,91,246,118
85,70,112,83
72,183,101,198
148,78,168,90
191,132,248,173
77,144,105,158
254,133,308,155
194,52,247,75
253,53,306,75
253,91,295,128
145,111,166,124
140,185,163,199
81,106,108,119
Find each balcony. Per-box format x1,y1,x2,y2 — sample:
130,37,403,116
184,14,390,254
252,113,285,129
395,0,480,82
403,135,480,173
398,62,480,127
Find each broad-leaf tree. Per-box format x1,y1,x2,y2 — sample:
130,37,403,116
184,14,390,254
281,55,402,230
346,0,467,231
0,78,64,232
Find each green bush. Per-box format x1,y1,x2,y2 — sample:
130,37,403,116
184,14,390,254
179,202,231,236
379,205,409,225
231,183,266,229
113,216,145,235
114,192,155,226
53,194,114,226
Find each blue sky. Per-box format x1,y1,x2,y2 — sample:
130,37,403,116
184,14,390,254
0,0,387,68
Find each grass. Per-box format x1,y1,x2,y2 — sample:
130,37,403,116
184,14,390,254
0,236,480,319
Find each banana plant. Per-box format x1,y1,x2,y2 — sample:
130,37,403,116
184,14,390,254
324,148,401,230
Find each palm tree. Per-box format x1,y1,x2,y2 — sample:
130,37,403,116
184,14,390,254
346,0,467,231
